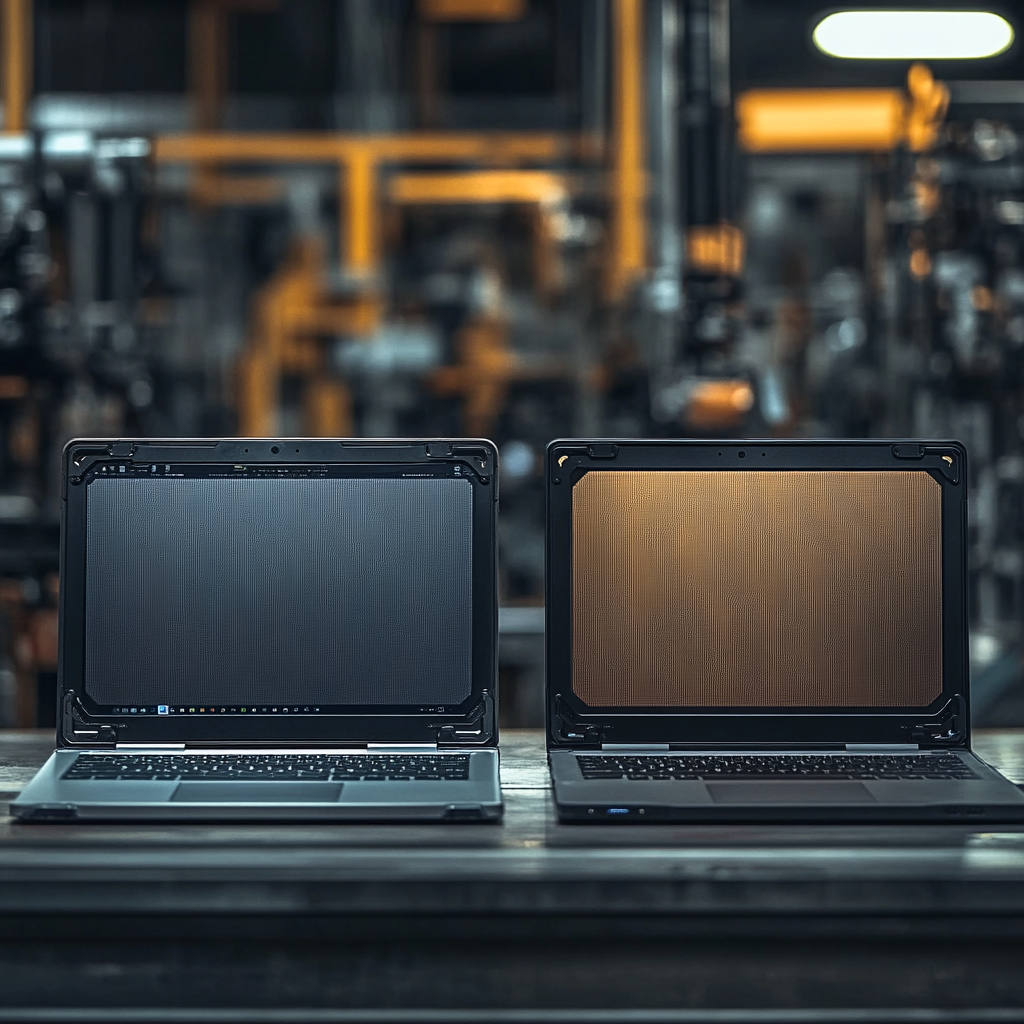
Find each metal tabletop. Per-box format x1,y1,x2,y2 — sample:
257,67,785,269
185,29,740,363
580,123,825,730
2,729,1024,1021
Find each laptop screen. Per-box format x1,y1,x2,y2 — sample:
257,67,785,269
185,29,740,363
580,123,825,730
571,469,943,709
81,465,474,715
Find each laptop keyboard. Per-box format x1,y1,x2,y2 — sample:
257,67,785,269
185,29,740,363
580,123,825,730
577,753,979,780
63,753,471,782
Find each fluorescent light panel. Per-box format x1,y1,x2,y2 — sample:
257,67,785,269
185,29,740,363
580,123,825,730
813,10,1014,59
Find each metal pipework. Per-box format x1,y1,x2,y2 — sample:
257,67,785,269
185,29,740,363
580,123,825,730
736,65,949,153
607,0,647,303
1,0,31,134
154,132,595,284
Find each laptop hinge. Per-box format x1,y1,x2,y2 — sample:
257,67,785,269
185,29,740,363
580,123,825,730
367,743,438,752
63,693,117,746
909,695,967,747
432,690,494,745
601,743,671,751
553,694,606,746
845,743,921,751
115,743,187,750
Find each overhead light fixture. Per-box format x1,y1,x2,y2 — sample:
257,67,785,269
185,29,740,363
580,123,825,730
813,10,1014,59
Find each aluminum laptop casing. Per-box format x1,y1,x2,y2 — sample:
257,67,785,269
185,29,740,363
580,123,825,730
13,438,501,822
545,438,1024,823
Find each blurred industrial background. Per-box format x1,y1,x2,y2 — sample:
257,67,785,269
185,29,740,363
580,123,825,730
0,0,1021,729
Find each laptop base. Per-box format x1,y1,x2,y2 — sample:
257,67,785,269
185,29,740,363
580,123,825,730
14,748,503,822
550,750,1024,824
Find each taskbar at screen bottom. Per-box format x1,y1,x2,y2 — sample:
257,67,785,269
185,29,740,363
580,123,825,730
92,701,466,717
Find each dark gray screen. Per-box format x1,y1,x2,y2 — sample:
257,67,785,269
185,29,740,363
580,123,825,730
84,475,474,706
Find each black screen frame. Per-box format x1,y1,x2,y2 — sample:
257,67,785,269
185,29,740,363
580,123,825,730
546,439,970,750
59,438,498,748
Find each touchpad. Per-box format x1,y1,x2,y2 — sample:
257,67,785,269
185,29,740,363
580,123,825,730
707,781,875,804
171,781,343,803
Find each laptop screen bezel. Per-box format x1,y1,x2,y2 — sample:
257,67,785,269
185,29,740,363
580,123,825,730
58,438,498,748
546,439,970,750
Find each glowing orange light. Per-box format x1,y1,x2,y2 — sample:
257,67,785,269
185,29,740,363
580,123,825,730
737,89,906,152
686,380,755,428
687,223,745,277
910,248,932,279
418,0,525,21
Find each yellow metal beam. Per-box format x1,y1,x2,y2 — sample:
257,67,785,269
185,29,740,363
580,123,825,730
2,0,31,134
418,0,525,20
238,235,368,436
389,171,570,300
189,0,226,131
607,0,646,303
344,149,378,278
389,170,567,206
154,132,592,276
153,132,586,165
737,66,948,153
737,89,906,152
304,377,353,437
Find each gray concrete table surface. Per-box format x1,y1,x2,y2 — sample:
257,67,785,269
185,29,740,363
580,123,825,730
4,731,1024,1017
0,729,1024,911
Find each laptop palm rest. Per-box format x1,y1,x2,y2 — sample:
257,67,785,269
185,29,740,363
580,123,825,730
171,782,343,803
707,782,875,803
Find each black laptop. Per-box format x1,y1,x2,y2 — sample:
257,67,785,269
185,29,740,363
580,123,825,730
545,438,1024,823
13,437,502,822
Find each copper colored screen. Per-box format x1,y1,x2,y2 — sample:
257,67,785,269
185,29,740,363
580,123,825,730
571,470,943,708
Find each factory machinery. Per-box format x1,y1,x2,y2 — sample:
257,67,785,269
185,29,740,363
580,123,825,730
0,0,1020,726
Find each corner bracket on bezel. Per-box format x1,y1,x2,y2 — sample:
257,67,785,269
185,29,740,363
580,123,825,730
922,445,961,484
62,691,117,746
553,694,607,747
432,689,494,745
892,442,961,483
426,441,495,479
907,694,966,746
68,441,138,482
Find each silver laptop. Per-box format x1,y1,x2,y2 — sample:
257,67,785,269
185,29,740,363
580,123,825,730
545,439,1024,823
13,437,502,822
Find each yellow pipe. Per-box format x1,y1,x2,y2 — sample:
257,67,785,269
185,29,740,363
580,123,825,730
154,132,593,278
344,149,377,276
2,0,31,134
737,69,947,153
607,0,646,302
389,170,567,205
153,132,585,164
189,0,224,131
388,171,569,299
418,0,525,20
737,89,906,152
